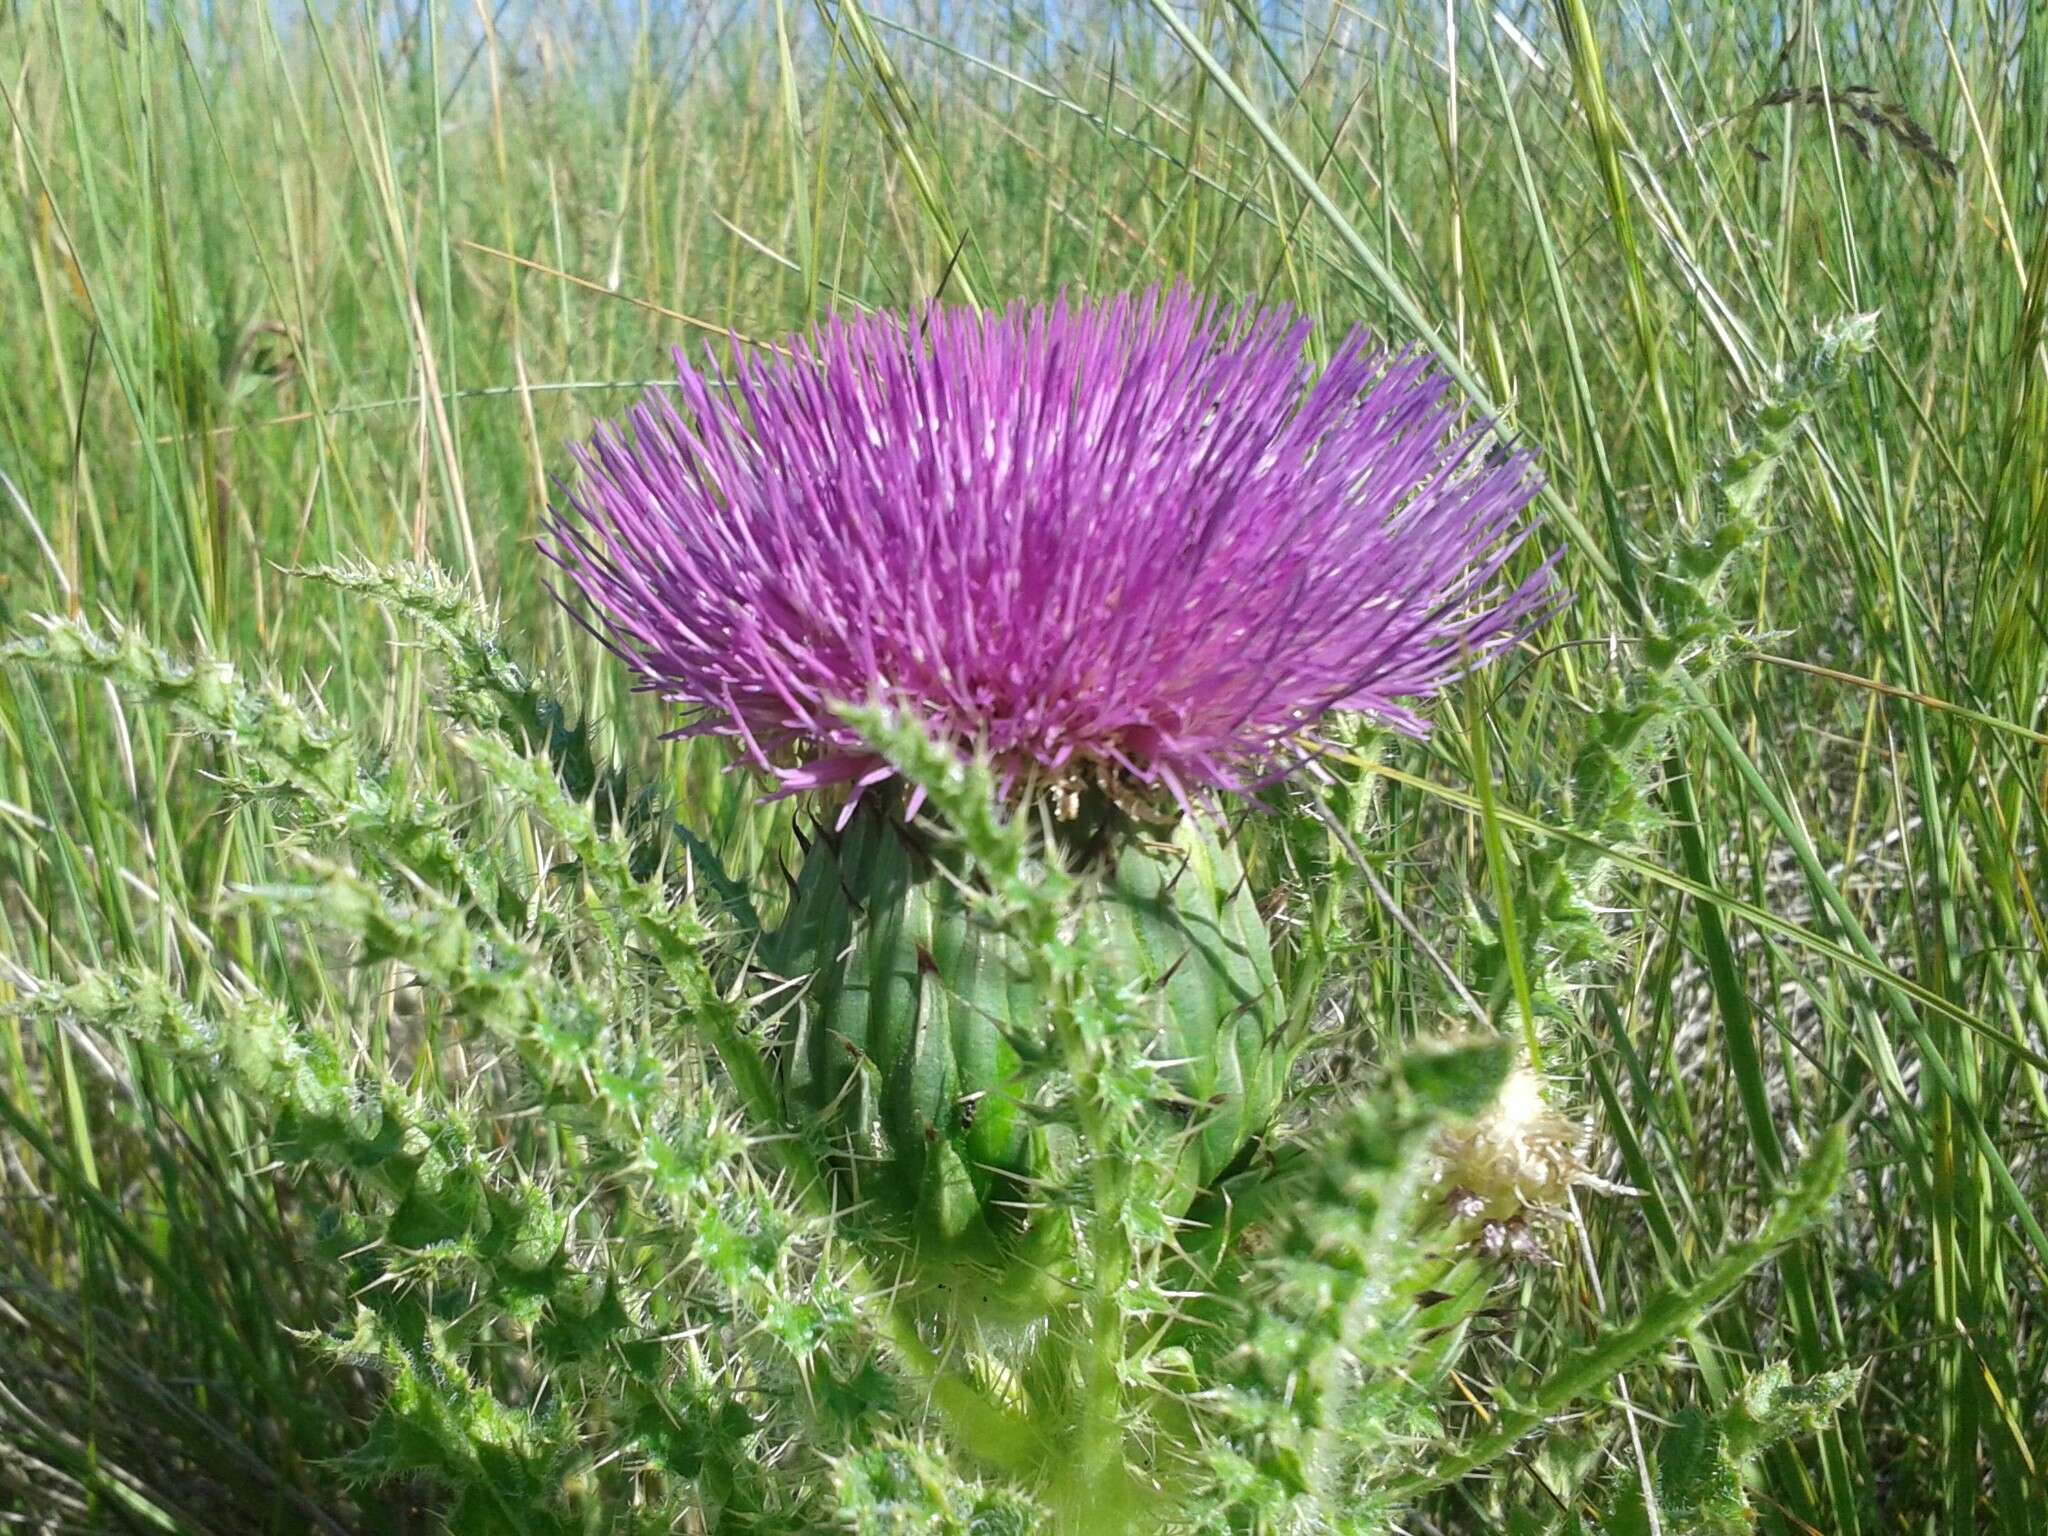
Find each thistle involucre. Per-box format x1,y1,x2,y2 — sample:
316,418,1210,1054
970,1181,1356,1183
547,288,1551,808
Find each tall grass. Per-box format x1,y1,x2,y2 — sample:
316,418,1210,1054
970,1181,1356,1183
1,1,2043,1531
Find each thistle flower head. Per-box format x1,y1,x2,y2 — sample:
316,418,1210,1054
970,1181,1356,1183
547,289,1553,812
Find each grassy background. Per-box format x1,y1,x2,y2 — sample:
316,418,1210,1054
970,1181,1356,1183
1,0,2044,1530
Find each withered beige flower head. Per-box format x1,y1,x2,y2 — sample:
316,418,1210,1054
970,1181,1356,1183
1429,1061,1634,1259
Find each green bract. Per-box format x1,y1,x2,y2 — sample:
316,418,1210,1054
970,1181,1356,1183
765,801,1287,1307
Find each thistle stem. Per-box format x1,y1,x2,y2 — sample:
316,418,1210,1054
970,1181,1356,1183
1048,1013,1140,1526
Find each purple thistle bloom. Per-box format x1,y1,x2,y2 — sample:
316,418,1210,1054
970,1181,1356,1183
546,288,1554,813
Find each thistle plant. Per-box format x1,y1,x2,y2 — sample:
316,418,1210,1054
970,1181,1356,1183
2,293,1854,1535
547,289,1553,1304
1470,310,1883,1015
1441,312,1884,1263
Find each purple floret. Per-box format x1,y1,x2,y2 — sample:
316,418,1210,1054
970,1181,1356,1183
546,287,1554,810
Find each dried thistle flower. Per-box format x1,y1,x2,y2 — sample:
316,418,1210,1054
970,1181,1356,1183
1430,1062,1634,1258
